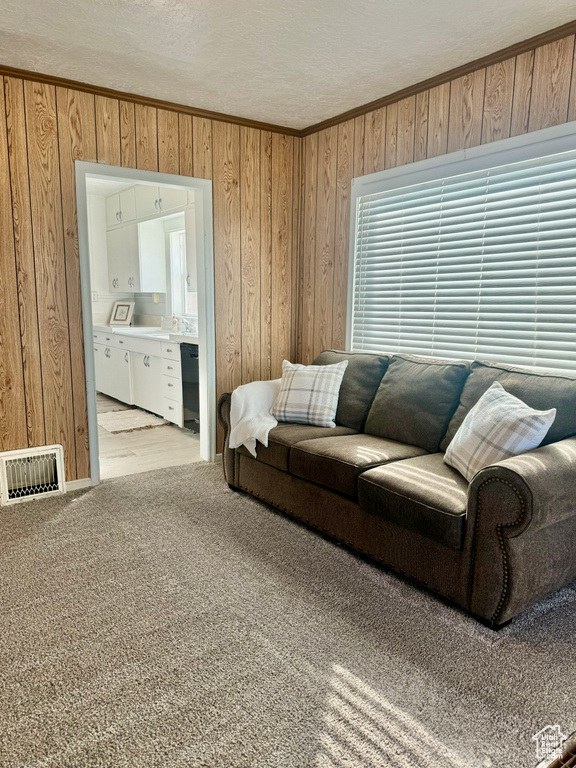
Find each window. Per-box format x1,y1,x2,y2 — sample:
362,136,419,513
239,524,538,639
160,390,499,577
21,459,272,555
350,131,576,374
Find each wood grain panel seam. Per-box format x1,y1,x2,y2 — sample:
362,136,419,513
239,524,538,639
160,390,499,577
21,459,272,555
566,36,576,121
17,78,47,445
507,55,520,136
331,126,341,347
1,78,29,447
478,67,488,146
54,86,79,478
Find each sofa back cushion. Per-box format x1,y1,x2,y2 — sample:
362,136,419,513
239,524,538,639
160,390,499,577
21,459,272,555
440,360,576,450
364,354,470,452
312,350,389,430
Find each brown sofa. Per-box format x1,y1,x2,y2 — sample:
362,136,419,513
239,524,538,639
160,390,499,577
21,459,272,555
218,351,576,627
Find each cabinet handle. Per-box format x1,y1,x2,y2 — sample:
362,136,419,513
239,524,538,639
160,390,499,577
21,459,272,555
116,211,119,222
94,347,98,352
106,337,111,341
167,365,173,370
168,406,174,411
119,211,122,222
168,383,173,387
166,348,172,353
119,339,124,344
124,352,128,363
154,199,159,210
186,274,191,288
158,197,162,209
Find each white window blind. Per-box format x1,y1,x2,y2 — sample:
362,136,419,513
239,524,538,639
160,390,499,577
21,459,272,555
351,149,576,374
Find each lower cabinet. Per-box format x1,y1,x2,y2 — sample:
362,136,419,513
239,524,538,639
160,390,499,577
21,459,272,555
94,344,132,403
132,352,163,415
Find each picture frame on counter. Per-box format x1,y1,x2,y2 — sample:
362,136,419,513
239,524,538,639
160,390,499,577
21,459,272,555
110,301,135,326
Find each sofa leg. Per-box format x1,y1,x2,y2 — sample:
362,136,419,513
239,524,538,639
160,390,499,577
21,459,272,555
228,483,241,492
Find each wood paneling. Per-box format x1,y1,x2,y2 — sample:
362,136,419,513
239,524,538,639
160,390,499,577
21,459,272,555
260,131,273,379
529,36,575,131
271,133,293,376
510,50,534,136
414,90,429,162
178,113,193,177
135,104,158,171
0,74,302,472
313,127,337,358
301,132,318,363
0,79,28,451
447,70,485,152
157,108,179,174
95,96,120,166
482,59,515,143
1,26,575,473
240,126,261,383
4,76,45,447
119,101,136,168
299,31,576,360
24,81,76,480
427,83,450,158
193,117,212,180
333,120,354,350
364,107,386,174
213,121,241,436
56,87,96,480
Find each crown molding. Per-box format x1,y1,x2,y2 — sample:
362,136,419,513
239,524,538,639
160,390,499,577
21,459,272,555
2,18,576,139
0,64,300,136
301,18,576,136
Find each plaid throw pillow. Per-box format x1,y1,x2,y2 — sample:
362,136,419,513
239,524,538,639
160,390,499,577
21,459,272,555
444,381,556,481
271,360,348,427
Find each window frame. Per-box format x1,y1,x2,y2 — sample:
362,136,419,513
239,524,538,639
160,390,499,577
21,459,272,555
346,120,576,358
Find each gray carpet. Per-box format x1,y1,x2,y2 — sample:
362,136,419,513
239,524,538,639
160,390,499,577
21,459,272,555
1,462,575,768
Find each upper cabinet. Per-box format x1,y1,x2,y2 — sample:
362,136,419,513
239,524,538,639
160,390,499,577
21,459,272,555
135,185,188,219
105,187,137,228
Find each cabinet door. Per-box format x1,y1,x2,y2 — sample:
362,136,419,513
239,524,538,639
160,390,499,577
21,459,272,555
138,219,166,292
94,343,108,394
119,187,136,223
132,352,162,415
159,186,188,212
106,224,139,292
105,194,120,228
108,347,132,404
135,185,160,219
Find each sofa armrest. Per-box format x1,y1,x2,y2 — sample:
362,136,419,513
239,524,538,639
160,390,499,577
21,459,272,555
217,392,236,486
464,436,576,625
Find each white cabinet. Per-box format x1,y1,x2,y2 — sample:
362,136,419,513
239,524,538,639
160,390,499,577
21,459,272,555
94,343,132,404
132,351,163,415
160,186,188,212
105,188,137,228
135,185,188,218
161,341,183,427
138,219,167,292
106,223,139,292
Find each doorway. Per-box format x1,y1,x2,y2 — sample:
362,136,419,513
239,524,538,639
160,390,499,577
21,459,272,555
75,162,215,484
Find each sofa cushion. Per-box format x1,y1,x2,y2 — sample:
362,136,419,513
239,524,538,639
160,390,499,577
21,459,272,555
312,350,389,430
364,354,470,453
440,360,576,451
289,434,427,498
236,423,357,472
358,454,468,549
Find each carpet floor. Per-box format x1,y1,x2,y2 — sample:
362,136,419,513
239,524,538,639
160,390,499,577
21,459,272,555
1,462,575,768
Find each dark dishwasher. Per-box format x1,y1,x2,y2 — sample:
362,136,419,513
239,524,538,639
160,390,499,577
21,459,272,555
180,343,200,433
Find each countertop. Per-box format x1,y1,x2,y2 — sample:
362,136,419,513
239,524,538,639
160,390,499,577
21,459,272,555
93,325,199,345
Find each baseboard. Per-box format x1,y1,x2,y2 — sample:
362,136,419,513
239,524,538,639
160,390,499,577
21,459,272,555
66,478,93,491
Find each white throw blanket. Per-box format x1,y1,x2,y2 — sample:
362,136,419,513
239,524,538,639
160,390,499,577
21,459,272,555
229,379,282,457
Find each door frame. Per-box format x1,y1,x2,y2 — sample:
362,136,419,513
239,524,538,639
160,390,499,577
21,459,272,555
75,161,216,483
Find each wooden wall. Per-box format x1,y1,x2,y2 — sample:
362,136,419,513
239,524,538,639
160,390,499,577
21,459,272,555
0,76,301,478
299,33,576,362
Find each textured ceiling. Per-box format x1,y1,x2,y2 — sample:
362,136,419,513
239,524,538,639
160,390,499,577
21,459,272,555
1,0,575,129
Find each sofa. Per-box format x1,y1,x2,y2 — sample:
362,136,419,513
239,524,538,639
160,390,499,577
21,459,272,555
218,351,576,627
